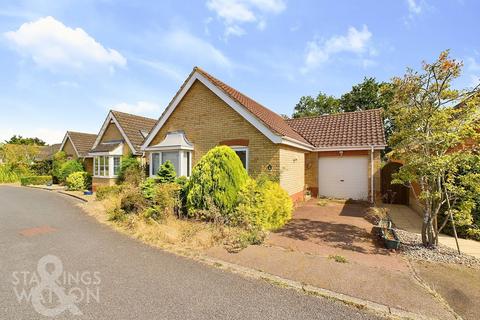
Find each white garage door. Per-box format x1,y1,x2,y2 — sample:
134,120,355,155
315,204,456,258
318,156,369,200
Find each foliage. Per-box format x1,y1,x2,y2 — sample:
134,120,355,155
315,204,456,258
20,175,52,186
156,160,176,183
292,92,341,118
31,160,53,176
340,78,394,113
141,177,157,200
5,135,46,146
120,186,147,214
235,178,293,230
328,255,348,263
59,160,84,183
185,146,249,219
65,171,91,191
142,206,166,221
225,228,266,253
152,183,181,213
122,165,145,187
0,144,39,168
0,164,31,183
117,154,141,184
96,185,122,200
52,151,67,183
388,50,480,247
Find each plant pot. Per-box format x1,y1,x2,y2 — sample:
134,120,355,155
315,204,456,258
380,228,400,250
83,191,93,196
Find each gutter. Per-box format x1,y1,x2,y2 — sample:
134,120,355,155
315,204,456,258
370,145,374,203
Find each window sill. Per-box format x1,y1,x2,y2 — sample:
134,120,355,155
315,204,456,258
93,176,118,179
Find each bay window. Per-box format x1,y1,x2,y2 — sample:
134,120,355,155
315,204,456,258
150,151,191,177
94,156,121,177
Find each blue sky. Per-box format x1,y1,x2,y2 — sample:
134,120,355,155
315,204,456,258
0,0,479,144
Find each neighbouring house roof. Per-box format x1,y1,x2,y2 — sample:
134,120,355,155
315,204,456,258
36,143,61,161
61,131,97,157
91,110,157,155
286,109,386,149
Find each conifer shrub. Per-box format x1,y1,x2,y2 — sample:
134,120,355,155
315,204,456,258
157,160,176,183
185,146,248,219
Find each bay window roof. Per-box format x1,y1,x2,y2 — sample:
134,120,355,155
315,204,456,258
145,131,193,151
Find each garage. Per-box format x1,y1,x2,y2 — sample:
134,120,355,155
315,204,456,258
318,156,369,200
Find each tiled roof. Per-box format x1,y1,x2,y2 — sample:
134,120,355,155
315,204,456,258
36,143,61,161
67,131,97,157
194,67,309,144
111,111,157,151
285,109,386,148
90,142,122,153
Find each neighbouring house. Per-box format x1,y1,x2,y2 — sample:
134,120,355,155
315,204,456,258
35,143,61,161
89,110,156,190
59,131,97,173
141,67,386,203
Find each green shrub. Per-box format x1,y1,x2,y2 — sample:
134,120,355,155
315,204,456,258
107,207,126,222
185,146,248,218
157,160,176,183
153,183,181,214
65,172,91,191
52,151,67,183
96,185,122,200
235,178,293,230
59,160,84,183
0,164,21,183
117,154,142,184
120,186,147,214
143,206,167,221
31,160,52,176
141,177,157,201
20,175,52,186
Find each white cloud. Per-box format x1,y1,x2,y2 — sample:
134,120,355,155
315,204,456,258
163,28,232,69
4,16,126,73
206,0,285,38
110,101,162,117
302,25,373,73
406,0,422,15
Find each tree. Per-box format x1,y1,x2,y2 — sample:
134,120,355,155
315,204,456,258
340,77,394,112
185,146,249,218
117,154,142,184
292,92,341,118
5,135,46,146
156,160,176,183
388,50,480,247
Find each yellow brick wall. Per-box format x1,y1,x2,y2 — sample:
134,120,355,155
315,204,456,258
61,138,77,159
279,146,305,196
83,158,93,175
148,80,280,180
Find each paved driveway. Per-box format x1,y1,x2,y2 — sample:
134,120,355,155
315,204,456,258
0,186,380,320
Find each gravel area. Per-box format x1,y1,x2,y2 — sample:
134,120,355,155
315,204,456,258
396,229,480,268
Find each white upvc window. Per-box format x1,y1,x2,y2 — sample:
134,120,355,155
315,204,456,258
230,146,249,171
94,156,121,178
150,150,191,177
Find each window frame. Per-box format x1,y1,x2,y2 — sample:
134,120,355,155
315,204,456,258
230,146,249,172
149,150,192,178
93,155,121,178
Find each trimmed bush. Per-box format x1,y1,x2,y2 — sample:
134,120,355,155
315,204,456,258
66,172,91,191
235,178,293,230
157,160,176,183
59,160,84,183
20,175,52,186
96,185,122,200
185,146,248,218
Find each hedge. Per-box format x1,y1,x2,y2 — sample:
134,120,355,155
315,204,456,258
20,176,52,186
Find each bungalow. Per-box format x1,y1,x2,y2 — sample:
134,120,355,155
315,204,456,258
141,67,386,203
89,110,156,189
59,131,97,173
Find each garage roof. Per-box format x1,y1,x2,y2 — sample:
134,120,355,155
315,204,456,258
286,109,386,148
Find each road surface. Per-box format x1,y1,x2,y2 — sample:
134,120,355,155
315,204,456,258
0,186,381,319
